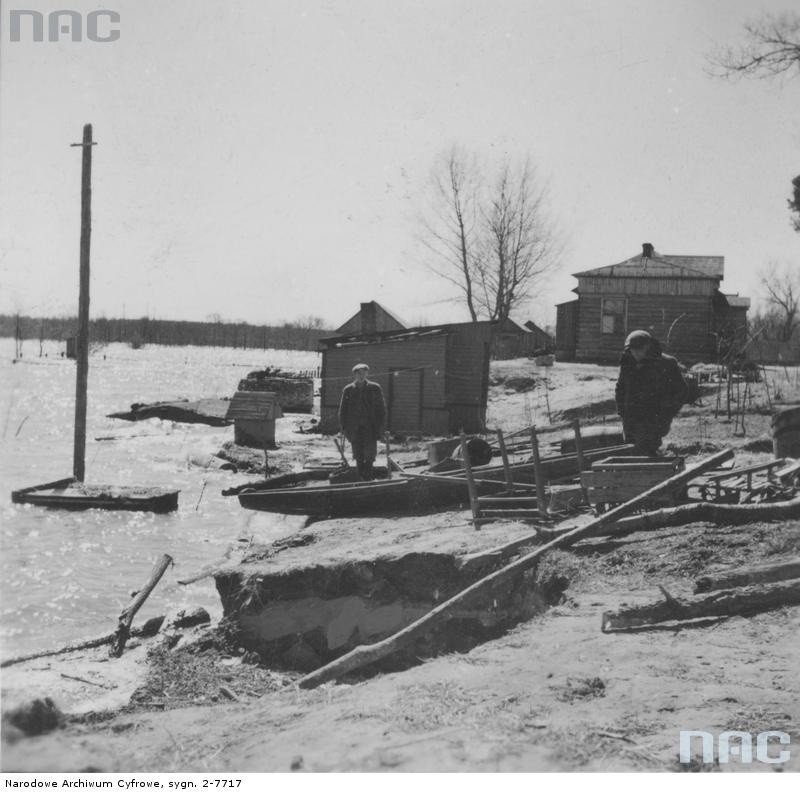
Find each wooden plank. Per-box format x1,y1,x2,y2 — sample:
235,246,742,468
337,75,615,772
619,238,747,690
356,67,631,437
706,459,787,483
459,432,481,529
584,471,677,486
478,509,541,518
530,426,548,515
496,428,514,490
477,497,540,505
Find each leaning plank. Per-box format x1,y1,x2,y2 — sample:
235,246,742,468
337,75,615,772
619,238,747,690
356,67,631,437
110,554,173,658
602,578,800,631
296,448,734,689
694,558,800,593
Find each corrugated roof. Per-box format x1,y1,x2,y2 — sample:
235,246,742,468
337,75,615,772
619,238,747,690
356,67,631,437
225,391,282,421
573,251,725,280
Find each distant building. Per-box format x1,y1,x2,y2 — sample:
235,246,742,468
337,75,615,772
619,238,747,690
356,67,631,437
335,301,407,336
319,315,495,436
555,244,750,364
492,318,554,359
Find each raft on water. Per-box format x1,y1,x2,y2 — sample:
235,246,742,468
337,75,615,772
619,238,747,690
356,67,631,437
11,477,180,513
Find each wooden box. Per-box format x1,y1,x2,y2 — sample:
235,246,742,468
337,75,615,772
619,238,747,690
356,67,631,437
581,456,685,507
226,391,283,448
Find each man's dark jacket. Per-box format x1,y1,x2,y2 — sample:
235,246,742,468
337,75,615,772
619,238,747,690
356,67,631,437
615,340,688,431
338,380,386,441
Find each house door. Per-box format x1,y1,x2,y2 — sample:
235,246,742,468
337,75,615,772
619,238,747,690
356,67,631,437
388,368,424,434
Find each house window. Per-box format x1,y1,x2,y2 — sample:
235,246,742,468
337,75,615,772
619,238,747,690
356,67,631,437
601,298,626,334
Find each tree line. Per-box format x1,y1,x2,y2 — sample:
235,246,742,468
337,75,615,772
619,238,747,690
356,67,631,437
0,314,332,351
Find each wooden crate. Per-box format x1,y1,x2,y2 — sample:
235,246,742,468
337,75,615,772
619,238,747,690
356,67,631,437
581,456,685,507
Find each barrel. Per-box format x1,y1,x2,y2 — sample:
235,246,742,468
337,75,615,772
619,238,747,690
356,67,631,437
772,406,800,458
449,437,493,466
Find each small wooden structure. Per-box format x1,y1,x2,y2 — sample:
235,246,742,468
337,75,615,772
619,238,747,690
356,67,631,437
226,391,282,448
555,243,750,363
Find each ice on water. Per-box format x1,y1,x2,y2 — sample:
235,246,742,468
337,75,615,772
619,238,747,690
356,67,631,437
0,339,320,657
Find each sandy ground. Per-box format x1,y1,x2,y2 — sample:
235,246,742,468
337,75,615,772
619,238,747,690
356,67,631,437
3,358,800,773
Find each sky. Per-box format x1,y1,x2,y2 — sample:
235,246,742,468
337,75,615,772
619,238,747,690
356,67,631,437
0,0,798,330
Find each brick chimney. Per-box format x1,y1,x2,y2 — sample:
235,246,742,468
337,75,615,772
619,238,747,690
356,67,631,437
642,242,654,259
360,302,377,336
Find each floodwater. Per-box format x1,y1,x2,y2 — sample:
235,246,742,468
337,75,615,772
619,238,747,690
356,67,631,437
0,339,320,659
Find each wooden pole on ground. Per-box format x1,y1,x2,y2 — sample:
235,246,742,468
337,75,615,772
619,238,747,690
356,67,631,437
296,448,734,689
529,426,547,514
71,124,96,482
602,578,800,631
385,433,391,479
110,554,173,657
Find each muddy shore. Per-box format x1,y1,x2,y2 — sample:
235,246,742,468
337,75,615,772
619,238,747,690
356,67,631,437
3,361,799,772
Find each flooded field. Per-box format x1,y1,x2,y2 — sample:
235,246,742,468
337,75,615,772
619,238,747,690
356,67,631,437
0,339,320,659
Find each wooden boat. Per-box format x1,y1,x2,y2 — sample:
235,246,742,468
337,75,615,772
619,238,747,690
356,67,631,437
228,443,635,517
12,477,179,513
232,472,510,517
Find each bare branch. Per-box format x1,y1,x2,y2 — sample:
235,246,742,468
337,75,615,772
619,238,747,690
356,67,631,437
760,262,800,341
707,12,800,80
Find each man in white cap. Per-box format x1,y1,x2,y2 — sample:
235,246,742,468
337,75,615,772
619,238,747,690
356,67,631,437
338,363,387,480
615,330,688,455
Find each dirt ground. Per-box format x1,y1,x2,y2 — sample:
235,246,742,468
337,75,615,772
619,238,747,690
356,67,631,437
3,359,800,773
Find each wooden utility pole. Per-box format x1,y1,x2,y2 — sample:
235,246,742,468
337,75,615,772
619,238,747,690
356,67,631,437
71,124,96,482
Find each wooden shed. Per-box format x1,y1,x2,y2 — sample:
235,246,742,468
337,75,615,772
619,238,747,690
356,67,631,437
225,391,283,448
555,244,750,364
319,320,495,436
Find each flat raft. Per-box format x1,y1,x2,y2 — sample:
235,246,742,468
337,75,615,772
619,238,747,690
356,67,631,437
227,443,634,518
11,477,180,513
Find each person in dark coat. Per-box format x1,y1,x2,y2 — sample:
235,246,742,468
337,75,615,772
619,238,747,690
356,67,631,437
615,330,688,455
338,363,386,480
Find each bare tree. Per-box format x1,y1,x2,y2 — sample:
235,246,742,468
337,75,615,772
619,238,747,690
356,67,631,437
708,13,800,235
420,149,560,326
708,11,800,79
419,147,481,321
789,174,800,233
478,160,559,326
761,263,800,341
